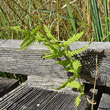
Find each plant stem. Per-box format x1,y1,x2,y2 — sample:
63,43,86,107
57,0,60,40
91,55,98,110
65,45,90,109
77,77,89,109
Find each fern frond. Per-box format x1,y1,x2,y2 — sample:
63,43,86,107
64,32,84,46
20,25,41,48
70,42,91,56
20,30,31,47
44,43,58,53
20,37,37,50
75,94,81,110
36,32,46,43
56,60,70,67
64,60,81,74
42,45,62,59
43,24,58,41
64,67,75,73
31,25,41,35
42,53,58,59
72,60,81,73
66,80,81,89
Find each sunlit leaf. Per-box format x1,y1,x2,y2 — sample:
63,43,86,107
66,80,80,89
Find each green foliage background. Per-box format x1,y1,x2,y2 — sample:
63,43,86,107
0,0,110,41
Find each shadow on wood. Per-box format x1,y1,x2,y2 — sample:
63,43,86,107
76,49,106,85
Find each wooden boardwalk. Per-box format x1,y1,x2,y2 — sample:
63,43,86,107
98,93,110,110
0,77,19,97
0,40,110,110
0,82,88,110
0,40,110,87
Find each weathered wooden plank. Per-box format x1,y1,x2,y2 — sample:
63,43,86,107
0,77,19,97
28,75,75,94
0,40,110,87
98,93,110,110
0,82,88,110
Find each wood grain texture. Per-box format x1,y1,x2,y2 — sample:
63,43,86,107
28,75,75,94
0,40,110,87
0,82,88,110
0,77,19,97
98,93,110,110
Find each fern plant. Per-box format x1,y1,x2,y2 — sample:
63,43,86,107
11,25,91,109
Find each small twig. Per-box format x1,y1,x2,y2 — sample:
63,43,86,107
91,55,98,110
61,0,77,9
50,18,57,30
31,0,50,14
86,97,96,105
11,0,35,21
13,74,17,79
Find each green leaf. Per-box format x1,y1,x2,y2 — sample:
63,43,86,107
66,80,80,89
64,67,75,73
72,60,81,73
31,25,41,35
64,60,81,74
70,41,91,56
20,36,37,50
20,30,31,47
43,24,58,41
10,26,24,32
66,0,77,34
42,54,57,59
36,32,44,43
56,60,70,67
45,43,58,53
20,25,42,49
56,74,76,90
75,94,81,109
36,32,48,43
64,32,84,46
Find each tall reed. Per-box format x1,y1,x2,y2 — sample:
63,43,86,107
66,0,77,34
103,0,110,41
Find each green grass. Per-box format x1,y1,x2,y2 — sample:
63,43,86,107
0,0,87,40
103,0,110,41
66,0,77,34
89,0,104,41
1,0,110,41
